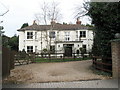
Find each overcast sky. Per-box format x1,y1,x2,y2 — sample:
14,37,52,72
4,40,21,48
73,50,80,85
0,0,91,37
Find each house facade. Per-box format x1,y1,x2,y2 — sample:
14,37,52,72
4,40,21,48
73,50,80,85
18,20,93,57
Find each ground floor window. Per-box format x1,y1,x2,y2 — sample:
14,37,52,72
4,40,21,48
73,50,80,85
82,45,86,53
27,46,33,53
50,45,55,53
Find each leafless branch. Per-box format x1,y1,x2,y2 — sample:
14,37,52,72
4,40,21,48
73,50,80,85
74,0,90,19
0,1,9,16
0,10,9,16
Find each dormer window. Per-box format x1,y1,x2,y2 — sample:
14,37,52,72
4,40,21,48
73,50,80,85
27,32,33,39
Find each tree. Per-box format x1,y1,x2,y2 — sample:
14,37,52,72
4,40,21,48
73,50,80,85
87,2,119,58
2,35,10,48
76,2,120,58
80,47,86,59
35,1,62,25
0,26,4,36
35,1,62,57
21,23,29,29
35,2,48,25
9,35,19,51
2,35,19,51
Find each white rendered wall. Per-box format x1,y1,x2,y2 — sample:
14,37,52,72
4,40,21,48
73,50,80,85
18,29,93,53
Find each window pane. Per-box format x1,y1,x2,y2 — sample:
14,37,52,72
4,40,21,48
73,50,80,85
49,31,55,38
80,31,86,38
68,37,70,41
50,45,55,53
27,46,33,53
27,32,33,39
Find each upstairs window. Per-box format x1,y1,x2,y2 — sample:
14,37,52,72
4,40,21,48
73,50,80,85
27,46,33,53
65,32,70,41
27,32,33,39
65,37,70,41
80,31,86,38
49,31,55,38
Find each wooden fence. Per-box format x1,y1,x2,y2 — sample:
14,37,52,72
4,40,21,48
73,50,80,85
2,47,15,79
92,56,112,73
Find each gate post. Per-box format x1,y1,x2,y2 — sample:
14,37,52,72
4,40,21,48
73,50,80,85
111,39,120,78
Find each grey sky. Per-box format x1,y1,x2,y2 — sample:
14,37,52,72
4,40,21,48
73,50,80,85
0,0,91,37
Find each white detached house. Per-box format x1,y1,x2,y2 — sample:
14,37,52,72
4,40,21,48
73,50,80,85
18,20,93,57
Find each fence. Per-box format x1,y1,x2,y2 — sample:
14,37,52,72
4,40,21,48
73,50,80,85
33,53,91,63
2,47,15,79
35,52,90,58
92,56,112,73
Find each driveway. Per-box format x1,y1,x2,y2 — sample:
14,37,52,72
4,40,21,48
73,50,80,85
3,60,111,84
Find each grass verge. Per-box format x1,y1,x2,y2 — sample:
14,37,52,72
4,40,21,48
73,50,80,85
33,57,91,63
90,66,112,77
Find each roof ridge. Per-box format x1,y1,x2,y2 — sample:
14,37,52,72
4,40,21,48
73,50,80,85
18,24,90,31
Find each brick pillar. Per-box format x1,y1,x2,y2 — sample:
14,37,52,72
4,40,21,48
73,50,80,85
111,40,120,78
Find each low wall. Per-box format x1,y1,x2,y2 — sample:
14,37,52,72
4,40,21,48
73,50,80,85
111,39,120,78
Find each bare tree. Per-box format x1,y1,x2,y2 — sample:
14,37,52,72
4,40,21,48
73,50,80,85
0,1,9,16
35,1,62,56
0,2,9,36
35,2,48,25
47,1,61,23
35,1,61,25
74,0,91,21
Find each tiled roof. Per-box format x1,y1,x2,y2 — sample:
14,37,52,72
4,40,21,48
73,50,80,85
17,23,90,31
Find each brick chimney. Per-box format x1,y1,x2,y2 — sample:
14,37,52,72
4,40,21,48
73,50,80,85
51,18,56,25
33,20,37,25
76,18,81,25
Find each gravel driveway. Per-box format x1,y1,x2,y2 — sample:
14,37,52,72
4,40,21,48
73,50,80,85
4,60,111,84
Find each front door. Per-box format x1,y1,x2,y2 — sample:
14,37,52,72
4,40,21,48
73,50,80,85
64,44,73,57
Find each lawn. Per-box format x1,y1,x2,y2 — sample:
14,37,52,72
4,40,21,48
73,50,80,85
33,57,91,63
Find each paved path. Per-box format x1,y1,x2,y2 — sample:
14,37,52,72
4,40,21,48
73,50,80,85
3,79,118,88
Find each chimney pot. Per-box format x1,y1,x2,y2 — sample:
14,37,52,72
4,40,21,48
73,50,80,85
76,18,81,25
33,20,37,25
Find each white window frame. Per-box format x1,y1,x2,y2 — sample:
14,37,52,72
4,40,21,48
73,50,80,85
76,31,78,38
27,32,33,39
80,31,86,38
65,32,70,41
27,46,33,53
35,32,37,39
35,46,37,53
49,31,55,38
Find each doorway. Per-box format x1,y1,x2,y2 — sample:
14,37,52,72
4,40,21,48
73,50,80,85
64,44,73,57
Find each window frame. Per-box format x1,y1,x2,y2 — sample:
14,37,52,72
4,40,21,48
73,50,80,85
50,45,55,53
65,32,70,41
80,31,86,38
49,31,55,38
35,32,37,39
27,46,33,53
27,32,33,39
82,45,87,53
